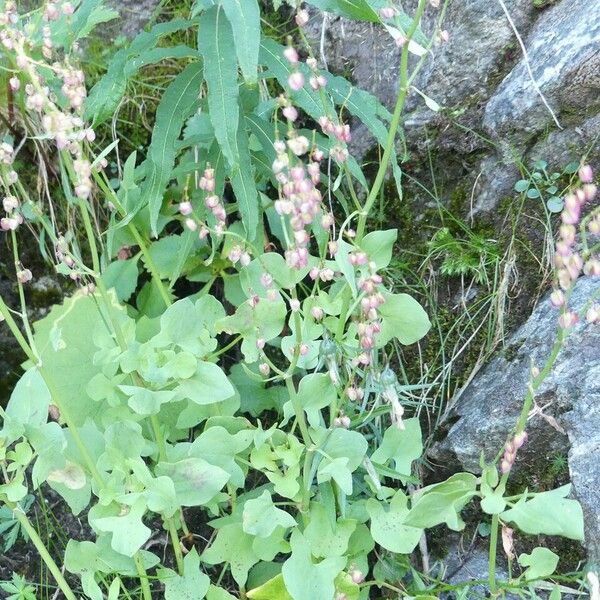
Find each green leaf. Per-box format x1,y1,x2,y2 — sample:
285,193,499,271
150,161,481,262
144,234,198,280
367,491,423,554
360,229,397,269
304,503,356,558
514,179,530,192
247,574,292,600
202,523,259,587
242,490,296,537
160,548,210,600
30,292,129,426
315,428,368,495
142,62,203,235
4,368,50,433
370,418,422,480
216,296,287,363
156,458,230,506
199,5,240,167
378,291,431,346
70,0,118,40
480,466,506,515
230,123,259,239
518,547,559,581
282,530,346,600
207,587,238,600
527,188,541,199
500,485,584,541
92,500,151,557
547,196,564,213
405,473,478,531
292,373,337,428
221,0,260,83
176,362,235,405
119,386,176,416
305,0,380,21
157,296,223,354
190,426,253,488
102,257,139,302
85,20,193,124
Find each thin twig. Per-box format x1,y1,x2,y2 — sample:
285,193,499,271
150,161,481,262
497,0,562,130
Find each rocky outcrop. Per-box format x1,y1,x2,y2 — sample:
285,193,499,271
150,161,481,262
431,275,600,562
106,0,161,38
306,0,600,212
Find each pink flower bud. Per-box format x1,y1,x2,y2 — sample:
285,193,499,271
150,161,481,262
17,268,32,284
584,184,598,202
586,304,600,324
550,289,565,308
513,431,528,449
351,569,365,584
311,306,324,320
185,218,197,231
558,311,579,329
282,105,298,121
288,71,305,92
179,201,193,216
500,459,512,474
290,298,300,312
259,362,270,376
62,2,75,15
295,9,309,26
579,164,593,183
300,343,309,355
256,338,266,350
9,76,19,91
584,258,600,277
283,47,299,65
379,7,397,19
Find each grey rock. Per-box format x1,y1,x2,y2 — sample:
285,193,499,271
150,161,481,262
105,0,161,38
306,0,600,214
441,540,516,599
483,0,600,140
431,275,600,560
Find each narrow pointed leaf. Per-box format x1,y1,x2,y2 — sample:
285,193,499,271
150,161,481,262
222,0,260,83
199,5,240,167
142,62,203,235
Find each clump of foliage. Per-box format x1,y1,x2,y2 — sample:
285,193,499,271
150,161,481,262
0,0,598,599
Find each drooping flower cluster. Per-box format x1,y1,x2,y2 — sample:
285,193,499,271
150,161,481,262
1,195,22,231
273,143,327,269
500,431,528,474
550,165,598,328
0,3,97,204
353,256,386,366
180,165,228,240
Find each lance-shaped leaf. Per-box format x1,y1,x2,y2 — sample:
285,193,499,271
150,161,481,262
305,0,380,21
199,5,240,168
222,0,260,83
142,62,203,235
230,124,259,239
85,19,194,124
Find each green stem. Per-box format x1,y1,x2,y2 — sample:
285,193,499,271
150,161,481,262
133,552,153,600
285,377,312,513
0,295,105,487
356,0,429,242
8,502,77,600
488,513,499,595
166,517,185,575
9,230,37,353
92,172,172,307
